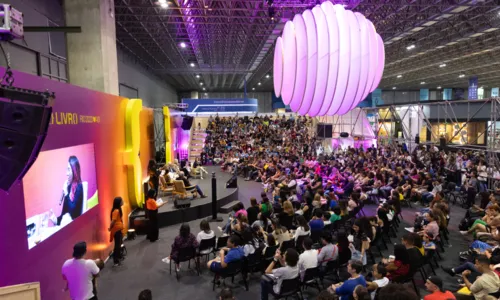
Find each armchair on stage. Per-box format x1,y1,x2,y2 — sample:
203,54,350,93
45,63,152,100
173,180,197,208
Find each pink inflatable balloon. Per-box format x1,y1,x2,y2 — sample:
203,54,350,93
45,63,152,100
298,9,317,116
327,4,350,116
350,13,370,110
281,21,297,105
371,34,385,92
309,5,329,116
338,10,361,115
318,1,339,116
290,14,308,112
362,20,378,101
273,37,284,98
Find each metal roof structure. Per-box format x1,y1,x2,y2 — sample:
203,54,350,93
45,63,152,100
115,0,500,93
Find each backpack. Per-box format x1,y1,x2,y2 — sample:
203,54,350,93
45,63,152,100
458,217,470,231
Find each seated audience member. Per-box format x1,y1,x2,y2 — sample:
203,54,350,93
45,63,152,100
459,255,500,300
278,200,295,230
423,276,455,300
260,193,273,216
270,219,292,245
422,233,437,253
260,248,300,300
323,212,332,226
383,244,410,281
138,289,153,300
246,197,260,225
169,224,199,272
330,207,342,224
318,233,338,270
294,215,311,241
298,237,318,278
207,235,244,275
62,242,100,300
418,211,440,239
197,220,215,253
377,283,419,300
316,290,337,300
178,173,208,198
329,260,367,300
219,288,235,300
353,285,371,300
402,233,424,273
309,210,325,233
366,264,389,300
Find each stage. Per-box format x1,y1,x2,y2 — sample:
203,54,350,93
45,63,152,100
129,167,238,229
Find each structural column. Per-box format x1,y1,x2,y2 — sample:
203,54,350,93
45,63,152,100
64,0,119,95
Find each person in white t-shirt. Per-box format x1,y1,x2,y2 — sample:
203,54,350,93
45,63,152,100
62,241,100,300
197,220,215,254
366,264,389,300
298,237,318,279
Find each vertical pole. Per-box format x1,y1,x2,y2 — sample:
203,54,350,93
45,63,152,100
211,172,217,220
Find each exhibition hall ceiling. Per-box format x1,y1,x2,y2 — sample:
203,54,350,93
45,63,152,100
115,0,500,92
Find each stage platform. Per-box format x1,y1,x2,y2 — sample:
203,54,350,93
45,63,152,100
129,167,238,229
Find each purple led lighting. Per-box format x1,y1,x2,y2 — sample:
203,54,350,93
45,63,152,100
281,21,297,105
274,3,384,116
309,5,329,117
327,4,349,116
350,13,370,110
273,37,284,97
290,14,308,112
338,10,360,115
371,34,385,92
298,9,317,116
318,1,339,116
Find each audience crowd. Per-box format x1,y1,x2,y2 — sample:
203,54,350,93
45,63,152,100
62,114,500,300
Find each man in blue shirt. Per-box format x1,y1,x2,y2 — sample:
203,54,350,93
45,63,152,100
309,210,325,232
207,235,244,273
329,260,367,300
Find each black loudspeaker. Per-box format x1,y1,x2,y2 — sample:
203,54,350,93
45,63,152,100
226,175,237,188
439,136,446,148
340,132,349,138
415,134,420,144
181,116,194,130
317,124,333,138
0,101,52,191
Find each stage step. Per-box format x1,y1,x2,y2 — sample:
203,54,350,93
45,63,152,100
219,201,241,213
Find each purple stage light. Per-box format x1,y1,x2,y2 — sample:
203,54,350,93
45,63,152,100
274,3,385,116
273,37,284,97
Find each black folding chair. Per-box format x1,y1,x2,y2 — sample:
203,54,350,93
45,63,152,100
272,277,303,300
197,236,216,264
170,246,199,281
280,239,296,253
213,235,229,255
212,260,248,291
295,235,306,253
300,267,323,292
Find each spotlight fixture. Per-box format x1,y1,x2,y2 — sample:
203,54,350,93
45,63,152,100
159,0,167,3
459,74,465,78
196,74,200,78
397,75,402,78
392,87,396,90
190,62,195,67
252,87,255,91
437,86,442,89
258,82,262,86
202,87,206,91
266,74,270,78
406,44,415,50
268,7,275,20
199,82,204,86
180,42,187,48
420,81,426,84
204,93,208,96
439,63,446,68
160,2,168,8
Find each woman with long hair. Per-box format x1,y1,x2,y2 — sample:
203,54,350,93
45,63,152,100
108,197,125,266
57,156,84,225
147,159,159,194
384,244,410,281
278,200,295,230
293,215,311,241
168,224,199,272
145,189,166,242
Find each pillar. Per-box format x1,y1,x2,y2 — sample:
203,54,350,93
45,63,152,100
65,0,118,95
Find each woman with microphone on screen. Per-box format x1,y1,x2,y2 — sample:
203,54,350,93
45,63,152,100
56,155,84,225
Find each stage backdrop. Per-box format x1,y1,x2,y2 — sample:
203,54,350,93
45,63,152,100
0,68,153,300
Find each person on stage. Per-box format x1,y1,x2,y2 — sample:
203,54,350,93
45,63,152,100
148,159,160,194
178,174,208,198
146,189,167,242
56,155,84,225
108,197,125,267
